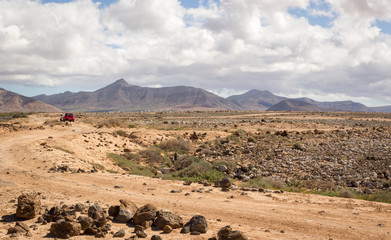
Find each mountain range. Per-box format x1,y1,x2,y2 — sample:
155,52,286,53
1,79,390,113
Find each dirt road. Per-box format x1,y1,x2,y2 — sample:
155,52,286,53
0,119,390,239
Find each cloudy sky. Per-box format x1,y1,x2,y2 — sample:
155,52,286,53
1,0,391,106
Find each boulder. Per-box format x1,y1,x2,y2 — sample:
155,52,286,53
108,205,120,217
154,209,184,229
135,230,147,238
217,225,248,240
42,206,60,222
88,204,106,220
116,208,134,223
133,204,157,226
214,178,232,188
110,199,137,223
181,215,208,234
120,199,138,213
77,216,94,230
50,221,81,238
16,193,41,219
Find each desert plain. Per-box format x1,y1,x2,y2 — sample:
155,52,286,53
0,111,391,240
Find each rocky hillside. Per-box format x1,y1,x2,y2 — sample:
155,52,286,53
228,90,377,112
371,105,391,113
35,79,241,112
0,88,61,113
267,99,326,112
227,89,286,111
267,98,374,112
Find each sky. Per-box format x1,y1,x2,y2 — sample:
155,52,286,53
1,0,391,106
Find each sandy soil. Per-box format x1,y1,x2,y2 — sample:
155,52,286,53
0,115,390,240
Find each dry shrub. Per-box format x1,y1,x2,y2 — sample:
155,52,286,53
139,148,164,165
338,189,355,198
122,152,140,162
159,138,192,153
174,156,199,170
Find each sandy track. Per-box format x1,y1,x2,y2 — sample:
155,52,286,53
0,122,390,240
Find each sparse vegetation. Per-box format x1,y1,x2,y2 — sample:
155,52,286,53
53,146,74,155
360,190,391,203
168,158,225,183
107,153,154,177
114,130,128,137
122,152,141,162
212,160,236,173
0,112,30,122
97,118,128,128
90,162,105,171
240,177,285,190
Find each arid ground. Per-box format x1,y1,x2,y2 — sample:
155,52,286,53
0,111,390,239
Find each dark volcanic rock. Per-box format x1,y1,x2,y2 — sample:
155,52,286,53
217,225,248,240
16,193,41,219
181,215,208,234
50,221,81,238
110,199,137,223
133,204,157,226
88,204,106,220
154,209,184,229
77,216,94,230
214,178,232,188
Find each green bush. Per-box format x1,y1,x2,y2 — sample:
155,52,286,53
168,159,225,183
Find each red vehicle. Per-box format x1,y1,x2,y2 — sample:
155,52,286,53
60,113,75,122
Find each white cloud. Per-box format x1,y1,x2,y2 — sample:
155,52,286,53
0,0,390,106
102,0,185,34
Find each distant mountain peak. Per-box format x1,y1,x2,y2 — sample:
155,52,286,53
110,78,131,87
95,78,132,92
114,78,127,84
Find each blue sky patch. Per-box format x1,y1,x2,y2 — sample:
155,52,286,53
288,0,335,28
375,20,391,35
